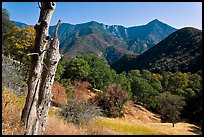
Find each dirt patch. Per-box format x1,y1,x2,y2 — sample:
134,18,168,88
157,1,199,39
116,100,161,123
72,81,96,102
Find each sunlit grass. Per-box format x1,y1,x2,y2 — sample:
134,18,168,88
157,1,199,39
2,88,25,135
95,118,167,135
48,108,59,117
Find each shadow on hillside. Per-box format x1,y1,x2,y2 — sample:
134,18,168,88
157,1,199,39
188,125,202,135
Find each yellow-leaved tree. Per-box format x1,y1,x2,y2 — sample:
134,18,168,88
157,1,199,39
3,26,35,64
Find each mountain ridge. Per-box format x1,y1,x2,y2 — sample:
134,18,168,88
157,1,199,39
14,19,177,64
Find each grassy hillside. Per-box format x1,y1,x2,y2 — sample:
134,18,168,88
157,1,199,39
2,88,201,135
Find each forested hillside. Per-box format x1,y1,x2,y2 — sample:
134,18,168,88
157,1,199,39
112,27,202,73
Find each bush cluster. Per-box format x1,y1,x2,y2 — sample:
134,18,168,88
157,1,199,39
90,85,128,118
60,99,101,125
2,55,27,96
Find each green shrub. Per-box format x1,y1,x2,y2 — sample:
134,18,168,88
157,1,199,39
60,99,101,125
131,76,159,110
64,57,91,81
90,84,128,118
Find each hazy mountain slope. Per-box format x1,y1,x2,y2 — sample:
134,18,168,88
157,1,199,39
13,21,28,28
111,27,202,73
126,19,177,53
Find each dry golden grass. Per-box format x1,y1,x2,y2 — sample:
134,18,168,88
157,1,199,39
145,122,200,135
92,117,200,135
46,108,121,135
94,117,166,135
45,114,200,135
120,100,161,123
2,88,26,135
82,119,125,135
46,109,200,135
45,114,87,135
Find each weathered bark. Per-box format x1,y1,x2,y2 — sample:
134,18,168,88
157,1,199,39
21,2,56,135
35,20,62,135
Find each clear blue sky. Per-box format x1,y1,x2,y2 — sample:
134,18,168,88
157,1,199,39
2,2,202,30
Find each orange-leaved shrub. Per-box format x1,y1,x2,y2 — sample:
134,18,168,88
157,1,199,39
51,82,67,106
89,84,128,118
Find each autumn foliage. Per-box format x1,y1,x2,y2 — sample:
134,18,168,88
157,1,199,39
52,82,67,105
3,26,35,62
90,85,128,118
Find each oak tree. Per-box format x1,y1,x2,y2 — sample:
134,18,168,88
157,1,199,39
157,92,186,127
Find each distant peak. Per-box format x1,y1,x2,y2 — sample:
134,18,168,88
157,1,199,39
153,19,159,22
82,21,104,26
75,21,102,27
149,19,161,23
146,19,166,27
87,21,100,24
89,20,98,23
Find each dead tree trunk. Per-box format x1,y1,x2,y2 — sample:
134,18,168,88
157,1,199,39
35,20,62,135
21,2,56,135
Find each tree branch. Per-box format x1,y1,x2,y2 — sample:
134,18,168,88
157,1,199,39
54,20,62,37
